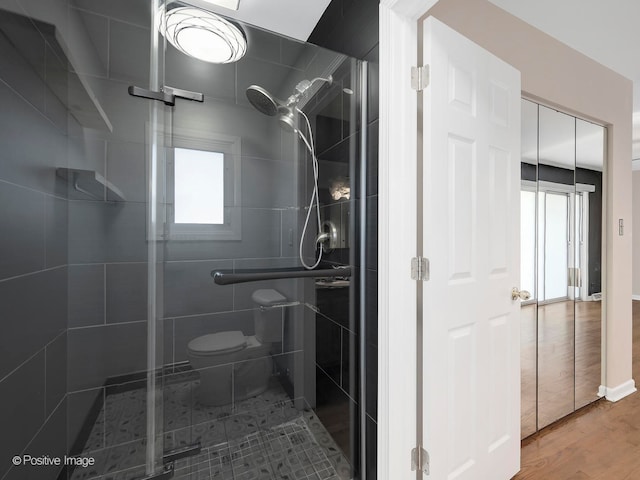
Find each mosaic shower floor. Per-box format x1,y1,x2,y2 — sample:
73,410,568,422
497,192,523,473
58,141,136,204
70,376,351,480
173,418,343,480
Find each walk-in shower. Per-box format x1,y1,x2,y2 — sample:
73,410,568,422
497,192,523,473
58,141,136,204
0,0,369,479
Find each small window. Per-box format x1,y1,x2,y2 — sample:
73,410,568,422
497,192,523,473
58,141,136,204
163,129,241,241
174,148,224,225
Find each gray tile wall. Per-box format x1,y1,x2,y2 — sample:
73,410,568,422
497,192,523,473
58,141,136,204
287,54,363,469
67,321,147,392
64,3,344,459
3,398,68,480
158,35,344,404
65,0,152,409
1,1,356,478
0,4,69,478
65,18,310,378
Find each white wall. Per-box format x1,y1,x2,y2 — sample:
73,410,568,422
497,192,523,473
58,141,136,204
633,165,640,299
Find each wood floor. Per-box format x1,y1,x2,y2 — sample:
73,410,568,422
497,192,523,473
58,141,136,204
513,301,640,479
521,300,602,437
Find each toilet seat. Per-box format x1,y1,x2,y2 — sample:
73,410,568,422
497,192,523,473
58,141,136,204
187,331,247,356
187,288,288,406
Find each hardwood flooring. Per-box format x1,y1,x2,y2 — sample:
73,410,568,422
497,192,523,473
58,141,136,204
513,301,640,480
521,300,602,437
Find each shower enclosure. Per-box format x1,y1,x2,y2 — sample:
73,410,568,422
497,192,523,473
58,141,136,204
0,1,369,479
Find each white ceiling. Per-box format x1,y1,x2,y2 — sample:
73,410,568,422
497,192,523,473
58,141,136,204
186,0,332,41
186,0,640,157
487,0,640,159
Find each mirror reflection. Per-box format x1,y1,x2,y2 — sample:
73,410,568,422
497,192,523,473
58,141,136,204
520,99,605,438
575,118,605,411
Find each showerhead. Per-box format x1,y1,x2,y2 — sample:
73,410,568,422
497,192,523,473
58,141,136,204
247,75,334,135
247,75,333,119
246,84,297,132
246,85,279,116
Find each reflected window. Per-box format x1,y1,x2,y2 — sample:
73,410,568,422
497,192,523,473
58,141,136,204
543,192,569,301
520,189,536,299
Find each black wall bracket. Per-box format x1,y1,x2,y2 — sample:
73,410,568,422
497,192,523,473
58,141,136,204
128,85,204,106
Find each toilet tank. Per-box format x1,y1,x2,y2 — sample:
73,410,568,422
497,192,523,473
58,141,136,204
252,289,287,343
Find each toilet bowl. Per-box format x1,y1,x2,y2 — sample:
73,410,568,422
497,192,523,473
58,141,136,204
187,289,287,406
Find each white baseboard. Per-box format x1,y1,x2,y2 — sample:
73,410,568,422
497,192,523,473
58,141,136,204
632,294,640,301
604,379,637,402
597,385,607,397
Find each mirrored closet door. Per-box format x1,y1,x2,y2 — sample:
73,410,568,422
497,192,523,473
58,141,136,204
520,99,605,438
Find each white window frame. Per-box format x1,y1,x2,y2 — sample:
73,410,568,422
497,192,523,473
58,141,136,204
165,128,242,241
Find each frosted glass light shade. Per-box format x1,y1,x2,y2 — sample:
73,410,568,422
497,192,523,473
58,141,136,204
161,7,247,64
201,0,240,10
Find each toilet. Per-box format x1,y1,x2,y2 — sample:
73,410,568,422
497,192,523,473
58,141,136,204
187,289,287,406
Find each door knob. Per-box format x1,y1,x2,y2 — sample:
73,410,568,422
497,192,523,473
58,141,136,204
511,287,531,301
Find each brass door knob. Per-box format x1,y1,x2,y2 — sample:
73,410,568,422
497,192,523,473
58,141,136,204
512,288,531,301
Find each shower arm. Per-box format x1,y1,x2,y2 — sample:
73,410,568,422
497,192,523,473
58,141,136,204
285,75,333,107
305,76,333,90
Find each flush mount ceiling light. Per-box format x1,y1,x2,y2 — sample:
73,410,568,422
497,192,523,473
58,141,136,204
161,7,247,64
200,0,240,10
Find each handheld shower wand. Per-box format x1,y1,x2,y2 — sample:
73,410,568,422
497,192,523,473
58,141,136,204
245,77,333,270
296,108,324,270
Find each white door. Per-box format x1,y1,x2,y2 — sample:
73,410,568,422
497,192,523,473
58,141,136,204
421,17,521,480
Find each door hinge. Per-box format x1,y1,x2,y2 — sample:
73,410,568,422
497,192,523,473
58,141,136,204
411,446,430,474
411,65,430,91
411,257,430,281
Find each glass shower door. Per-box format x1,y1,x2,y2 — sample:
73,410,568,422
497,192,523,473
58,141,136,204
143,0,169,476
0,1,368,478
61,0,169,478
154,2,367,479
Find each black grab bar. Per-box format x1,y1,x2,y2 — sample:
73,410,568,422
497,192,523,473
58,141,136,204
211,266,351,286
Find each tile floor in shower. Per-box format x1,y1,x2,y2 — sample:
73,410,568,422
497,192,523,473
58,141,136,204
69,374,352,480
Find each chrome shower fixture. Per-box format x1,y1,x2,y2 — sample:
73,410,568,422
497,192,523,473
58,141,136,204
286,75,333,106
245,75,333,132
245,85,279,116
277,108,296,133
245,84,294,131
245,75,335,270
